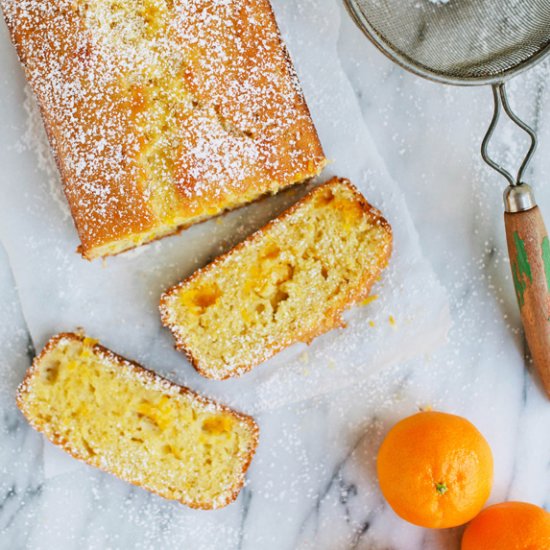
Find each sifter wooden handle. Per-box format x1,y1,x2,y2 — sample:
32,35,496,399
505,205,550,397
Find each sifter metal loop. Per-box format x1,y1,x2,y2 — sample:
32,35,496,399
481,84,537,189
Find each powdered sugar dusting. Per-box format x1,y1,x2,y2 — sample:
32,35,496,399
2,0,325,257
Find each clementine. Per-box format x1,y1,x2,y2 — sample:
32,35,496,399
377,411,493,529
462,502,550,550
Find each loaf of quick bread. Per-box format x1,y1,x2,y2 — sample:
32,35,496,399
1,0,326,259
160,177,393,380
16,333,259,509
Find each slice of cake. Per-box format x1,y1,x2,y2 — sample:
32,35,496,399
160,177,393,380
17,333,259,509
1,0,325,259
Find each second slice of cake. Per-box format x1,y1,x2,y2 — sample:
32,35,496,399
160,178,393,379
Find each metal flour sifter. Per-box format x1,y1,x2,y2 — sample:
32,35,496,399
343,0,550,396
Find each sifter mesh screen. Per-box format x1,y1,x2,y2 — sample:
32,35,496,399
345,0,550,83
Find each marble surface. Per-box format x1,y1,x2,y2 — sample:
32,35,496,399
1,1,550,550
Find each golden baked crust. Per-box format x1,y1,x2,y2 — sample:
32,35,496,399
160,177,393,379
17,332,259,509
1,0,326,259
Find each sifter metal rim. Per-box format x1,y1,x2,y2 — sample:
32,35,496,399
343,0,550,87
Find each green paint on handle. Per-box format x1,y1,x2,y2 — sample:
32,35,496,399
514,232,532,282
512,232,532,308
512,264,526,307
542,236,550,293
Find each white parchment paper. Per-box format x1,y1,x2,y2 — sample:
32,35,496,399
0,0,450,475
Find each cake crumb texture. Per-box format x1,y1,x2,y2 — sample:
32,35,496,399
1,0,326,259
16,333,259,509
160,178,393,379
